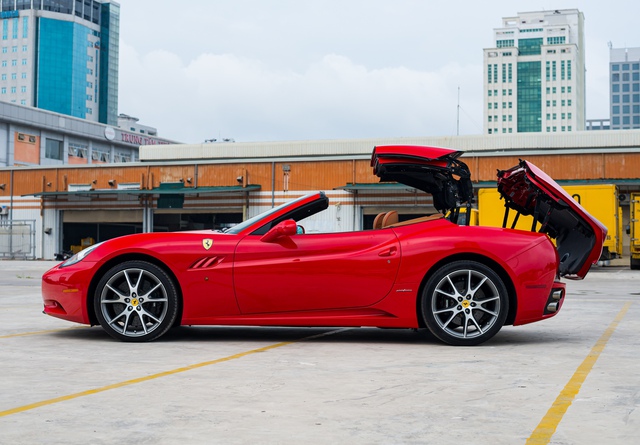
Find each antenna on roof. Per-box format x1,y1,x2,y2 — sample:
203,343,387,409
456,86,460,136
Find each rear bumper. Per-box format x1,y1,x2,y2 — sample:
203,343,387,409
514,279,566,326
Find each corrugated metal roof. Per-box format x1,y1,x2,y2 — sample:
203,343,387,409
140,130,640,162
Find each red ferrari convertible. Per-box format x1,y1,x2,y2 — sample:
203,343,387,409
42,145,606,346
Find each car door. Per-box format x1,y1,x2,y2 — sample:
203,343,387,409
233,229,401,314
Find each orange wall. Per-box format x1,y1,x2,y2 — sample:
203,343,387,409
5,151,640,197
13,133,40,165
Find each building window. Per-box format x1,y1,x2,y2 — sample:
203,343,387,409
12,18,18,39
567,113,572,120
547,37,566,45
22,45,26,52
21,72,25,79
567,60,572,80
10,86,15,93
546,61,550,81
623,84,630,93
21,58,26,65
612,64,620,71
613,84,620,93
12,73,16,79
488,90,492,97
11,45,16,52
496,39,514,48
21,86,26,92
488,103,492,110
567,86,572,93
20,99,25,105
22,17,27,38
0,74,4,80
11,59,16,66
488,116,492,122
45,139,63,160
1,87,5,94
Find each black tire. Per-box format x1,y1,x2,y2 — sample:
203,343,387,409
94,261,179,342
421,260,508,346
631,257,640,270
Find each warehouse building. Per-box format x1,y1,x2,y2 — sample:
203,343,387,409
2,129,640,260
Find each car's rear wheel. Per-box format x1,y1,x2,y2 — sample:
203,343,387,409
94,261,178,342
421,261,508,346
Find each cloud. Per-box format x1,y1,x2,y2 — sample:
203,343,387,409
119,44,483,143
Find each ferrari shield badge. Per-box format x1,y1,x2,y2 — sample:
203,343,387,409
202,239,213,250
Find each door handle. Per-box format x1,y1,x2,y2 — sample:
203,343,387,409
378,246,397,257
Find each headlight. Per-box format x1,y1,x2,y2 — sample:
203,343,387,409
60,242,104,268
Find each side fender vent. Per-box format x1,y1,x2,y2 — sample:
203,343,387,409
189,257,222,270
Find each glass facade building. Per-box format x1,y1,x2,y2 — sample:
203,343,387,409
610,47,640,130
483,9,585,135
0,0,119,125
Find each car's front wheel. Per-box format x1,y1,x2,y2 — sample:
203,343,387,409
421,261,508,346
94,261,179,342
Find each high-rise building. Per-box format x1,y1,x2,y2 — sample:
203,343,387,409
483,9,585,135
609,47,640,130
0,0,119,126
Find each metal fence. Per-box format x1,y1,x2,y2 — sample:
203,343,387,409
0,220,36,259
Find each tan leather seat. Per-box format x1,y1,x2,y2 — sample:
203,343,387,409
381,210,398,228
372,212,386,229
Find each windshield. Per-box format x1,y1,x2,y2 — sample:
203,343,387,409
224,193,319,235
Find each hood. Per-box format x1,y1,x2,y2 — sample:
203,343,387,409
371,145,473,213
497,160,607,279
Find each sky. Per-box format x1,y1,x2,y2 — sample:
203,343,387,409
115,0,640,144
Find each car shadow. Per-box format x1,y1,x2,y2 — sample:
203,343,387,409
49,324,570,346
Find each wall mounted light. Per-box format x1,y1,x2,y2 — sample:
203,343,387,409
108,179,116,186
0,184,5,190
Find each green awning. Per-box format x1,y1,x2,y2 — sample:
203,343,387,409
334,182,414,191
25,184,261,198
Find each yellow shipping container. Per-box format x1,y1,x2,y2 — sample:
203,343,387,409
478,184,621,260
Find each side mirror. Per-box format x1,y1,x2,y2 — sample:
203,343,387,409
260,219,297,243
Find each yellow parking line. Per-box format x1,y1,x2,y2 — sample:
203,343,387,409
0,328,346,418
526,301,632,444
0,326,89,339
